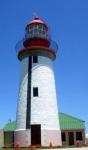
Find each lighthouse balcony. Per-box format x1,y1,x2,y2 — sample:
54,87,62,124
15,39,58,60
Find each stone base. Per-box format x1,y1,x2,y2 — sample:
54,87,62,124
14,129,31,147
41,129,62,147
14,128,62,147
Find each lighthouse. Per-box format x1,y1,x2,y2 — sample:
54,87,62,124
14,17,62,147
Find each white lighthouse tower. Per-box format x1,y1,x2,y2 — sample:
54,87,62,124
14,17,62,147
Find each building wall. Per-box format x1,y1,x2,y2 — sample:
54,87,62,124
15,57,31,147
0,129,4,147
4,128,86,148
14,130,31,147
61,129,85,147
16,57,28,130
4,131,14,147
31,56,59,128
85,138,88,144
16,56,61,131
15,55,62,147
31,56,61,146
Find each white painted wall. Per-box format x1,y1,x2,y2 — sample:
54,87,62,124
15,55,62,146
16,57,28,130
15,57,31,147
31,56,60,129
14,130,31,147
31,56,62,146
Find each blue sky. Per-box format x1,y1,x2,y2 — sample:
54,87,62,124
0,0,88,132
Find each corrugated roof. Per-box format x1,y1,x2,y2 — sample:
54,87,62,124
3,113,85,131
4,121,16,131
59,113,85,130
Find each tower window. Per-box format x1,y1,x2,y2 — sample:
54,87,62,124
33,56,38,63
38,24,42,29
33,87,38,97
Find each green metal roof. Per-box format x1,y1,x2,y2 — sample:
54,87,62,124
59,113,85,130
4,121,16,131
3,113,85,131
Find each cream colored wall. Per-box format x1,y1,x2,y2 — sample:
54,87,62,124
0,129,4,147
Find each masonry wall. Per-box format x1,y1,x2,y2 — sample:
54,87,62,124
31,56,62,146
15,55,62,147
4,131,14,147
0,129,4,147
61,129,85,147
16,57,28,130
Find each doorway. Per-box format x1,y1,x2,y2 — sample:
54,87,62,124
68,132,74,145
31,124,41,145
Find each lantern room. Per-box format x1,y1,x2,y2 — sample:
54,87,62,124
15,17,58,61
23,16,50,48
25,16,48,39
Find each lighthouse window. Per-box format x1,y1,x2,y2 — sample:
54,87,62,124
33,87,38,97
38,24,42,29
33,56,38,63
43,26,46,31
30,24,33,29
34,24,38,29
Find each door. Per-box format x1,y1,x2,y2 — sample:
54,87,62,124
68,132,74,145
31,124,41,145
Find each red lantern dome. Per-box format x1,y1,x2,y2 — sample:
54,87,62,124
28,16,47,28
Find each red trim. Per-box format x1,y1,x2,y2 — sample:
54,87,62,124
18,46,56,58
23,38,50,48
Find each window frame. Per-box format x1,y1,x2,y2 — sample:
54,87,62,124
33,87,38,97
33,56,38,63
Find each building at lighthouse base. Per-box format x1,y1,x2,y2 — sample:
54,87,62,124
0,113,85,148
